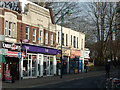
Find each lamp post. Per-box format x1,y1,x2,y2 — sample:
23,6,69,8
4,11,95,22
108,30,115,61
60,9,71,78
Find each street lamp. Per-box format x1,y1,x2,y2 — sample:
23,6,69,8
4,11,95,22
60,8,71,78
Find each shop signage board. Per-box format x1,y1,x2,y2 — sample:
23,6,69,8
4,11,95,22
2,42,21,51
18,52,22,58
7,51,25,58
71,50,81,57
22,44,58,55
5,70,12,81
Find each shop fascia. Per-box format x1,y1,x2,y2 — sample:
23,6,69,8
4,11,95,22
2,42,21,51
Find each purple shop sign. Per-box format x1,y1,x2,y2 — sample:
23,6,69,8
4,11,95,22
22,44,58,55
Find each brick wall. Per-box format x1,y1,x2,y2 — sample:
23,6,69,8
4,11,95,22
21,23,39,44
0,17,4,35
17,22,22,42
0,9,4,15
44,29,56,47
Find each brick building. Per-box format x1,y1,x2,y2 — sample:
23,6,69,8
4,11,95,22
0,1,58,80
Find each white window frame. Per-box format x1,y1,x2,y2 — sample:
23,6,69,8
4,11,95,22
8,22,12,37
5,21,8,36
39,30,43,44
33,28,36,42
26,26,29,39
50,33,53,45
45,32,48,44
12,23,16,38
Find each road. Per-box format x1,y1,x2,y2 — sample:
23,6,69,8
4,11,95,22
33,74,106,88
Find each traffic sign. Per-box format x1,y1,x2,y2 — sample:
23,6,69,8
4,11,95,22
18,52,22,58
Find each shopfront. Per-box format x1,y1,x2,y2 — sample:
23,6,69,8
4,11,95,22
22,44,57,79
1,42,25,81
69,50,81,74
62,49,70,74
56,50,61,76
0,55,6,80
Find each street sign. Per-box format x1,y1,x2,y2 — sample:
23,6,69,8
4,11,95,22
18,52,22,58
0,48,8,55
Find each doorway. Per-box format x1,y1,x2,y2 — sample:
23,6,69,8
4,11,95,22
43,56,50,76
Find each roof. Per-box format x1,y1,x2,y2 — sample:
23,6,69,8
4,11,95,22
19,0,49,12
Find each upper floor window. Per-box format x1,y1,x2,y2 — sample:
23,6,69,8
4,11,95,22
51,33,53,45
66,34,68,46
77,37,78,48
71,35,72,46
8,22,12,36
74,36,76,48
39,30,43,44
62,33,64,45
26,26,29,39
58,32,59,44
33,28,36,42
45,32,48,44
5,21,8,36
12,23,16,38
81,39,83,50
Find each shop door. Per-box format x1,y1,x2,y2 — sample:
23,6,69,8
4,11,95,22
13,63,18,80
43,61,47,75
43,56,50,76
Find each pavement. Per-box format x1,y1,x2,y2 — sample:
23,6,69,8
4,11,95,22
2,71,105,88
2,66,120,89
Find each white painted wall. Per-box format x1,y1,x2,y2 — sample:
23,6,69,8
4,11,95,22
56,24,85,50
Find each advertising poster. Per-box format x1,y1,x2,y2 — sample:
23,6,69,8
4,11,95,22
5,70,12,81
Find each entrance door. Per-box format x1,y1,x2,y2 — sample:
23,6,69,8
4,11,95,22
43,56,50,76
43,61,47,75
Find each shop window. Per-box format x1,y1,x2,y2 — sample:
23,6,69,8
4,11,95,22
23,60,28,77
8,22,12,37
33,28,36,42
26,26,29,39
32,55,37,76
5,21,8,36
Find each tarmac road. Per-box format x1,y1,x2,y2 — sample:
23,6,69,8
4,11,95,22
33,74,106,89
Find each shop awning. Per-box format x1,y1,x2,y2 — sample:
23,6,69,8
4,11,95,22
0,55,6,63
